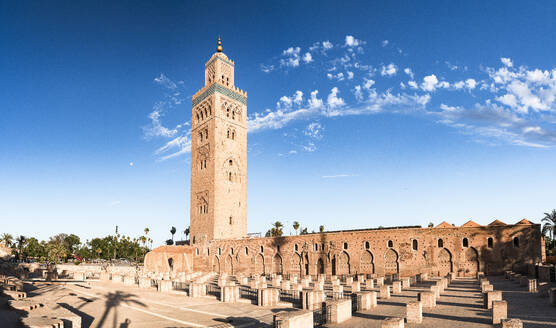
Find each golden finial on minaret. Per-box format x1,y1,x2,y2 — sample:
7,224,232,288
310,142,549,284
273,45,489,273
217,36,223,53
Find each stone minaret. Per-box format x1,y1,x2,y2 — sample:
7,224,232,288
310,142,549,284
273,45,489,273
190,38,247,243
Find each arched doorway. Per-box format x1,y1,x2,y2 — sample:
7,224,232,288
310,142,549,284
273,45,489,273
254,254,265,274
336,251,350,275
384,249,399,274
317,258,325,274
212,256,220,273
360,251,374,274
290,253,302,277
331,256,336,275
438,248,453,276
461,247,479,277
304,254,310,276
273,254,283,274
225,255,234,275
168,257,174,272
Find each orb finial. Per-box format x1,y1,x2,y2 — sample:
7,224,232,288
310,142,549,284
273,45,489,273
217,36,223,53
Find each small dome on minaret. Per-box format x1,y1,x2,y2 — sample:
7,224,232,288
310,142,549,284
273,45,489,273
216,37,223,53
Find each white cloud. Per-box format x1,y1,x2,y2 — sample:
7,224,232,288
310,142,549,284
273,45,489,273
303,142,317,152
322,41,333,50
347,71,354,79
322,174,359,178
354,85,363,101
302,52,313,63
408,81,418,89
381,40,389,47
304,122,324,140
345,35,361,47
261,64,274,73
404,68,414,79
501,57,513,67
327,87,345,108
421,74,439,91
465,78,477,90
381,63,398,77
109,200,121,206
363,78,376,90
327,72,345,81
309,90,324,109
280,47,301,68
154,73,177,90
129,162,134,167
497,94,518,108
293,91,303,105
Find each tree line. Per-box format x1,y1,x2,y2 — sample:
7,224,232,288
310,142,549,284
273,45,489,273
0,228,155,264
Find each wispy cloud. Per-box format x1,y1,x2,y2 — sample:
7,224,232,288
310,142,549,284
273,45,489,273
321,174,359,178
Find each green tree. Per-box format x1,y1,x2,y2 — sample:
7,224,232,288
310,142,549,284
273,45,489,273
293,221,300,235
64,234,81,255
47,240,67,263
166,239,174,245
23,237,43,259
1,233,13,248
170,226,177,242
319,225,325,233
300,227,308,235
15,235,26,260
184,227,190,241
428,222,434,228
542,210,556,249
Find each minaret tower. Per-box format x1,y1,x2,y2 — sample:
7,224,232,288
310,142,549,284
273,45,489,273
190,38,247,243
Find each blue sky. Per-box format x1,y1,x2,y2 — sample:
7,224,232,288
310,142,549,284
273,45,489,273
1,1,556,246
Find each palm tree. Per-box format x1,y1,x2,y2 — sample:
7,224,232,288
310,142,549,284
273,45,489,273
293,221,300,235
273,221,283,236
319,225,325,233
1,233,13,248
542,210,556,248
144,227,149,236
170,226,176,242
184,227,190,241
16,235,26,260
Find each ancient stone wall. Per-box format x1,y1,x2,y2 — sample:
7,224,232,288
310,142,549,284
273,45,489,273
190,223,541,277
144,245,193,274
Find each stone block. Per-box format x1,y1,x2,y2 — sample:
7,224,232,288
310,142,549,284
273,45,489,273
123,275,135,286
241,276,249,285
401,277,410,289
258,288,279,306
492,300,507,324
481,284,493,293
73,272,85,281
357,274,365,282
100,272,110,281
538,265,552,282
221,285,240,303
430,285,440,298
381,317,404,328
376,277,385,286
406,301,422,324
326,299,352,324
366,279,374,289
111,274,122,283
538,282,549,297
273,310,313,328
379,285,391,299
281,280,291,290
501,318,523,328
138,277,151,288
483,291,502,309
302,290,325,310
157,279,172,292
357,291,377,310
528,279,537,293
189,283,206,297
418,291,436,308
352,281,360,293
392,281,402,294
346,276,353,285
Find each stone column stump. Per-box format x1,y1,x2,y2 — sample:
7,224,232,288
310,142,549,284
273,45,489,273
418,291,436,308
157,279,172,292
326,299,352,324
379,285,391,299
123,275,135,286
406,301,422,323
430,285,440,298
392,281,402,294
401,277,410,289
483,291,502,309
357,291,377,310
352,281,361,293
221,285,240,303
189,283,206,297
273,310,313,328
492,300,507,324
528,279,537,293
366,279,375,289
